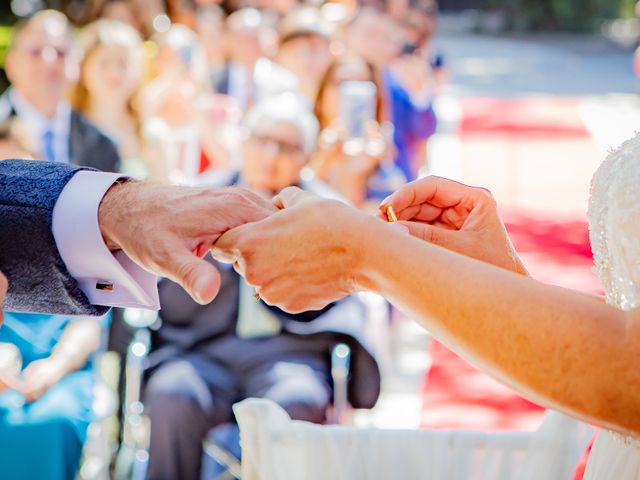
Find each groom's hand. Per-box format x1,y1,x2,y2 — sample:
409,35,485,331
98,182,277,304
380,176,528,275
212,188,371,313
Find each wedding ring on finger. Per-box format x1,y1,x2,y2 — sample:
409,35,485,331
386,205,398,223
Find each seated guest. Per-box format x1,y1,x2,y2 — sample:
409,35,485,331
346,7,437,180
0,312,104,480
218,9,296,110
96,0,144,34
0,10,119,172
401,0,447,90
140,24,239,182
275,7,335,101
195,4,228,93
144,93,380,480
71,20,148,177
313,54,406,210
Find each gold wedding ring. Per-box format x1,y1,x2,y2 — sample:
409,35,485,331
386,205,398,223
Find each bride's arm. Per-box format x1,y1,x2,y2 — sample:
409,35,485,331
358,222,638,437
214,188,638,437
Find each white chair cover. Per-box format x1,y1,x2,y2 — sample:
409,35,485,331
234,398,594,480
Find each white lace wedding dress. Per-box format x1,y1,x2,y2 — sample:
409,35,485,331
582,133,640,479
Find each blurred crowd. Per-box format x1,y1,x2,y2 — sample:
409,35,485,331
0,1,444,479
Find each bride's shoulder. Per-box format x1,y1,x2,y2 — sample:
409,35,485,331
588,134,640,308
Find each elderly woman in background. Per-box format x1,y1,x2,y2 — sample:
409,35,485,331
70,19,150,177
312,53,406,211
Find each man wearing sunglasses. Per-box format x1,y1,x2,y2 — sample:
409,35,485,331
0,10,119,173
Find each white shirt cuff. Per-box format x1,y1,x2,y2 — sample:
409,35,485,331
52,171,160,310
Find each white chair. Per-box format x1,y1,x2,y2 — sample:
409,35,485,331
202,343,354,480
233,399,594,480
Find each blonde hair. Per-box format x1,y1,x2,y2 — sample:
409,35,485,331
150,24,211,96
70,20,144,133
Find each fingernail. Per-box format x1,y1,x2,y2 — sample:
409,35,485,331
193,276,209,304
380,195,392,206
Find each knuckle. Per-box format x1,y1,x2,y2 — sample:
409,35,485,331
243,264,262,286
421,227,438,245
244,270,259,286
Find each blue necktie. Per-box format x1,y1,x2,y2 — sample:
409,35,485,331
42,129,56,163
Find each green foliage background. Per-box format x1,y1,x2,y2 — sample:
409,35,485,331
484,0,637,32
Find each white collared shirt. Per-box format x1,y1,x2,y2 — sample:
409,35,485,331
51,171,159,310
9,88,71,164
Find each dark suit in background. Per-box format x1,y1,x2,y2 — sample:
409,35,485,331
144,176,381,480
0,90,120,173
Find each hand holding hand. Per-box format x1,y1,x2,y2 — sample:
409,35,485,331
380,176,528,275
99,183,278,305
212,188,375,313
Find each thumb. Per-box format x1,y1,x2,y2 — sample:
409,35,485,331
162,246,222,304
273,187,318,209
399,221,458,249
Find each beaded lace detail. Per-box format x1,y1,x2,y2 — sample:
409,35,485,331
587,133,640,448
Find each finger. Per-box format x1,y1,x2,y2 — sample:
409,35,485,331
21,376,43,401
0,371,19,392
210,225,248,264
160,244,222,305
396,204,443,223
273,187,318,209
379,204,443,224
24,384,45,402
398,221,458,248
380,176,475,213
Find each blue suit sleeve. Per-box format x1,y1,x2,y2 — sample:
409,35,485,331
0,159,109,316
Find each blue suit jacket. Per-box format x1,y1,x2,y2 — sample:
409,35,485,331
0,159,108,316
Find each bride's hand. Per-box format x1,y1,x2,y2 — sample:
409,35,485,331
211,187,387,313
380,176,528,275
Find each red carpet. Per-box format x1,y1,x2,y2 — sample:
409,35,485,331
420,215,601,431
459,98,590,139
420,97,603,433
